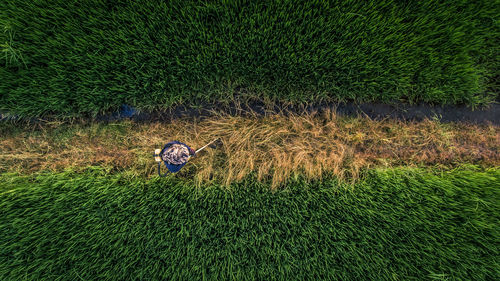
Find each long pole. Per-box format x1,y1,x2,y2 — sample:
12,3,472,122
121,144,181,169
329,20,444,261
195,138,219,154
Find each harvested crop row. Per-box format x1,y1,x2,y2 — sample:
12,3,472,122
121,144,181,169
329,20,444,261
1,111,498,187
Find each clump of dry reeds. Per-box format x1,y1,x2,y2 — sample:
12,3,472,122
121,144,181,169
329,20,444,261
181,110,364,187
1,111,498,188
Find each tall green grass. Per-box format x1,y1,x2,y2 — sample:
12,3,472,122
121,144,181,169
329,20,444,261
1,0,498,118
1,167,498,280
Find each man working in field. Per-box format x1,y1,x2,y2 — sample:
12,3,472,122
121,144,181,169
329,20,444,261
154,139,219,176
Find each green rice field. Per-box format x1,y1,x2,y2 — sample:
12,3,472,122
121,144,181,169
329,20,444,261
1,167,498,280
1,0,498,118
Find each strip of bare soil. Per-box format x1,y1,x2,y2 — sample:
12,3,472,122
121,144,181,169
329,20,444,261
101,101,500,125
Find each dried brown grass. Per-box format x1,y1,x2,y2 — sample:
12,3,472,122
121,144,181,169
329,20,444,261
1,111,498,188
